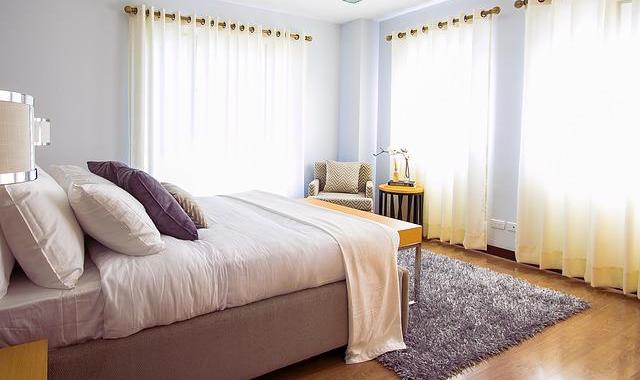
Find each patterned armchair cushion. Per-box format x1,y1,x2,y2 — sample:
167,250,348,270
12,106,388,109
358,162,373,193
313,162,327,191
308,179,320,197
323,161,361,194
365,181,374,199
311,192,373,212
314,161,373,193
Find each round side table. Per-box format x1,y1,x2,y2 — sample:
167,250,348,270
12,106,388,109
378,184,424,225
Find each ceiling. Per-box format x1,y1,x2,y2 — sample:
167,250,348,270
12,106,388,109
220,0,439,24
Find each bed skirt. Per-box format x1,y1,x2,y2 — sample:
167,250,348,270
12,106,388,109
48,267,409,380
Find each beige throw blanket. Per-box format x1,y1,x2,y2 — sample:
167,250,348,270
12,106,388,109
226,191,406,363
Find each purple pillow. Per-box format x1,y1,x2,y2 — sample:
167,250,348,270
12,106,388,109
116,167,198,241
87,161,130,184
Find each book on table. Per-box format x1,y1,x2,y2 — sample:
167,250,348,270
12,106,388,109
387,180,416,187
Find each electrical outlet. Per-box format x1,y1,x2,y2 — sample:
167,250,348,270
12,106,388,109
506,222,517,233
489,219,506,230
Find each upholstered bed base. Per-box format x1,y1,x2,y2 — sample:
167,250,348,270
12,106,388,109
48,267,409,380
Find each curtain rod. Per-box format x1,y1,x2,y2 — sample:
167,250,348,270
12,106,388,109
123,5,313,42
385,6,501,42
514,0,547,8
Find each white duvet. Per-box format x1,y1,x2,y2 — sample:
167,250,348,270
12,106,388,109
91,191,405,363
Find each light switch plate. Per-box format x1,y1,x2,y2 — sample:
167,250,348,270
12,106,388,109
490,219,506,230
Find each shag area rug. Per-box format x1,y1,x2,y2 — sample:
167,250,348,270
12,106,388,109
378,249,590,380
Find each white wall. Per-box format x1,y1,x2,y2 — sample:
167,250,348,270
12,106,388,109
338,21,362,162
377,0,526,250
338,19,379,166
0,0,341,188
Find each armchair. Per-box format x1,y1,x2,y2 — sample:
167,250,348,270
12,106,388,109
307,161,374,212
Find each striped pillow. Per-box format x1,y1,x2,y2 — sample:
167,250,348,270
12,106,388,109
161,183,209,229
323,161,361,194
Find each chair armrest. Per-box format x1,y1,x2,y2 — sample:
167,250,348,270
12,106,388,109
366,181,374,199
308,179,320,197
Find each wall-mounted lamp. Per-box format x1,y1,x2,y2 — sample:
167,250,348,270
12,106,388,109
33,118,51,146
0,90,38,185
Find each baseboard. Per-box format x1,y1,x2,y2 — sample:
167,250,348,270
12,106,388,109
424,239,517,262
485,245,516,261
484,246,562,275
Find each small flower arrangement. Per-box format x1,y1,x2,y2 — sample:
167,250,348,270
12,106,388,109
373,147,412,183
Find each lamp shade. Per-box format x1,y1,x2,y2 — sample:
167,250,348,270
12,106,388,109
33,118,51,146
0,90,37,185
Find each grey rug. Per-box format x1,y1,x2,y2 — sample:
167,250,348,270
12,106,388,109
378,249,590,380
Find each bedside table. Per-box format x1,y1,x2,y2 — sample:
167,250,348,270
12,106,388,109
378,184,424,225
0,340,47,380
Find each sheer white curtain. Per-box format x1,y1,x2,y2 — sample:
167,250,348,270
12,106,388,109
390,12,494,250
129,5,306,197
517,0,640,296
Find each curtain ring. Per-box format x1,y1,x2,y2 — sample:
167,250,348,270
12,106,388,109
249,26,255,33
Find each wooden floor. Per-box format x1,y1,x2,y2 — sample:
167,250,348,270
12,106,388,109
262,241,640,380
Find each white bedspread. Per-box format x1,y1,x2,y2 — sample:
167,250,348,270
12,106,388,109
226,192,405,363
91,191,404,363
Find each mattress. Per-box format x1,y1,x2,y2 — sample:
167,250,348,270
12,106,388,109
0,259,103,348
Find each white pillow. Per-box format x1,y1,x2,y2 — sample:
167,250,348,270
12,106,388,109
69,183,165,256
0,168,84,289
0,229,14,298
49,164,112,193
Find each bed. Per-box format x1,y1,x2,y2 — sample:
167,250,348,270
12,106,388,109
0,192,410,379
